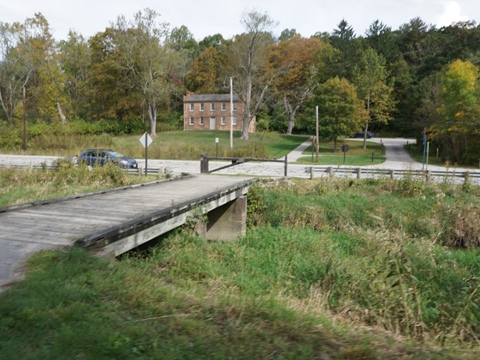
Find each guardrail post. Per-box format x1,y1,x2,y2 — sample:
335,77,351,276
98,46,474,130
138,166,143,176
284,155,288,177
309,167,313,180
327,167,333,178
425,170,431,182
356,168,361,179
464,172,470,185
389,170,394,179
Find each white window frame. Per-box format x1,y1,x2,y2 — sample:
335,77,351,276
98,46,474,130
200,116,204,125
189,103,194,111
221,116,226,125
200,103,204,111
221,103,226,111
210,103,216,111
189,117,194,125
232,117,237,126
233,103,238,111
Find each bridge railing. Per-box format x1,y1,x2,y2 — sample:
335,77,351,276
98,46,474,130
305,166,480,184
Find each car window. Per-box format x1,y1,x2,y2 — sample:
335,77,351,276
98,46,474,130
109,151,125,158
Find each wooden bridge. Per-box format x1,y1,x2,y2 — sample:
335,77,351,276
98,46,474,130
0,174,256,290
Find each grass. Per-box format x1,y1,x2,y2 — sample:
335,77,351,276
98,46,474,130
2,130,310,161
0,175,479,358
405,144,480,169
295,139,386,166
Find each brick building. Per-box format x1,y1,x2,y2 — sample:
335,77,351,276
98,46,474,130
183,92,255,132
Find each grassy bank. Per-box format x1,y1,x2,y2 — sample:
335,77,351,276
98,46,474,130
0,176,479,358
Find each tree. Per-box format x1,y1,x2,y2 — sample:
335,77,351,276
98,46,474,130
113,8,186,136
198,33,227,52
0,17,36,125
269,35,322,134
58,31,91,118
353,47,395,148
235,9,278,140
365,20,401,64
185,46,224,93
434,59,480,162
86,28,140,121
311,77,367,152
278,28,298,42
329,19,360,79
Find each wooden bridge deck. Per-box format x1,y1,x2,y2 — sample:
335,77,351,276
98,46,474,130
0,174,256,290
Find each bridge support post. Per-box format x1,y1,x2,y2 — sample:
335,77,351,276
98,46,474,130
196,195,247,241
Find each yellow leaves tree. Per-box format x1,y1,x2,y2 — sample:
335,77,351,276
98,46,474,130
435,59,480,162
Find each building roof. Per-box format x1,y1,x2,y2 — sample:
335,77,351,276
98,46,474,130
184,94,242,103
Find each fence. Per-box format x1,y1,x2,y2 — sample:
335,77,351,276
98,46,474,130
305,166,480,185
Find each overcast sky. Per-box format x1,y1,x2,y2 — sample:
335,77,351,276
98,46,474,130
1,0,478,41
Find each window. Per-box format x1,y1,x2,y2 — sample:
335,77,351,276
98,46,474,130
233,103,238,111
232,117,237,126
210,103,216,111
200,103,204,111
221,116,226,125
189,103,194,111
200,117,204,125
221,103,226,111
189,117,194,125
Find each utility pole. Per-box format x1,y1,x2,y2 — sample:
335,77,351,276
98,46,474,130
315,106,319,162
22,86,26,151
230,77,233,150
422,127,427,171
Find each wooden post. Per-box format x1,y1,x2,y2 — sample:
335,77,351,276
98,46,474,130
356,168,361,179
284,155,288,177
464,172,470,185
200,154,209,174
389,170,394,179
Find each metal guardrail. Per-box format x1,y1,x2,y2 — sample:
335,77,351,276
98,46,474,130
305,166,480,184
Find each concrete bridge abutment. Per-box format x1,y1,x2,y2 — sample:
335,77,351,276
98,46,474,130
196,195,247,241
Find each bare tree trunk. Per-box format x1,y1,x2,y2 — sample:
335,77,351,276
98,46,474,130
0,87,14,125
148,101,157,137
57,102,67,125
284,94,294,135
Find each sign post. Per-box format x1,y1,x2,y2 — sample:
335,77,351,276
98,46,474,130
341,144,350,164
139,132,153,175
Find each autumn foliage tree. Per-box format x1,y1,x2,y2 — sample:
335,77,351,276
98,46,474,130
269,35,323,134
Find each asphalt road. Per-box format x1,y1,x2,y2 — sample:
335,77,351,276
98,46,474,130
0,138,477,179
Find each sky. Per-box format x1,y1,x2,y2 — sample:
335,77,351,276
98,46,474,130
0,0,478,41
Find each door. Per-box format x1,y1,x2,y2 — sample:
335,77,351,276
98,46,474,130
209,117,216,130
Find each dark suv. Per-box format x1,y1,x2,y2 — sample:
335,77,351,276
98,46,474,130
78,149,138,168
